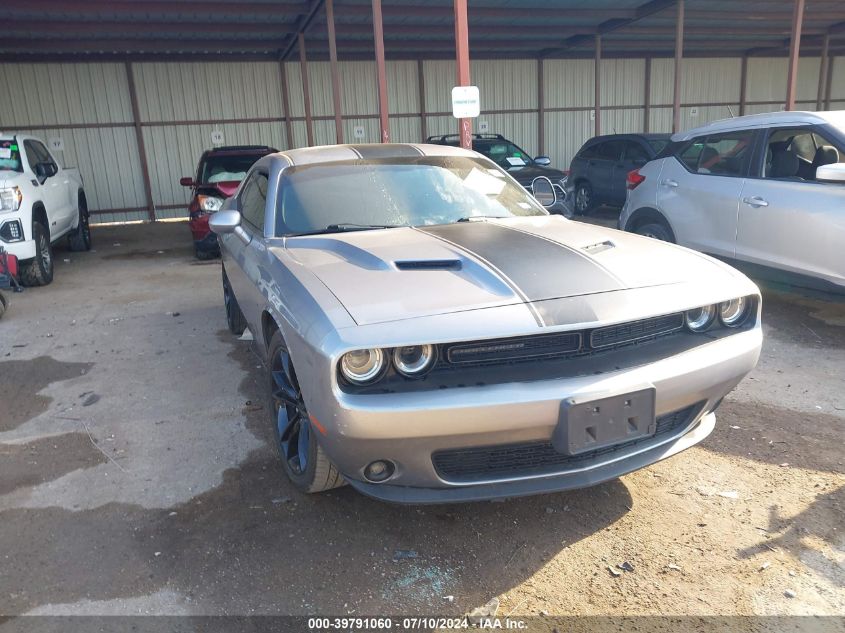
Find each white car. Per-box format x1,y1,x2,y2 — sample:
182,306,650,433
619,111,845,293
0,134,90,286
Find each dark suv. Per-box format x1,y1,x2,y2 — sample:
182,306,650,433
567,133,670,215
426,134,568,210
180,145,276,259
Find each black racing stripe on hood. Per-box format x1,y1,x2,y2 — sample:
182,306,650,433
417,222,625,303
350,144,423,159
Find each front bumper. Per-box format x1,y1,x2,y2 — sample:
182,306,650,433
313,327,761,503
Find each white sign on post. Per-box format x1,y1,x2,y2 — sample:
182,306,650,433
211,130,225,146
451,86,480,119
48,137,64,152
353,125,366,140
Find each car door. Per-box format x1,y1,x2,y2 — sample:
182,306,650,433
591,140,624,201
735,126,845,287
24,140,72,235
615,141,650,204
224,169,271,333
655,130,754,258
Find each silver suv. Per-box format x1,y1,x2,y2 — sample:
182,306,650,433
619,111,845,292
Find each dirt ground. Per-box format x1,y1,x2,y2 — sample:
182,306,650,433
0,220,842,623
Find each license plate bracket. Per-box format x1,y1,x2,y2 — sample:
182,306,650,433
553,388,656,456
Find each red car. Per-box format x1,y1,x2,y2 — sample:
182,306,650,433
180,145,276,259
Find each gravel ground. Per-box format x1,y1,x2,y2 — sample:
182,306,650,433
0,221,842,622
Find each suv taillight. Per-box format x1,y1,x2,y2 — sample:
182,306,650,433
626,169,646,190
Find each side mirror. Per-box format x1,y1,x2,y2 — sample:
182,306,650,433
534,155,552,166
35,162,56,178
816,162,845,183
209,210,250,245
531,176,557,208
179,176,195,187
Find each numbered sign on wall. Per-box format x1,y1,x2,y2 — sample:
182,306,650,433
478,121,489,133
690,107,699,118
47,137,64,152
353,125,366,140
211,130,225,146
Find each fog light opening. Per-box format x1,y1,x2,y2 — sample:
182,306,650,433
364,460,396,483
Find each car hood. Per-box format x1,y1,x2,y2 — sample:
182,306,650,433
0,170,26,188
281,216,742,326
504,164,566,186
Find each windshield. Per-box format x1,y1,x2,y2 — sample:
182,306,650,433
275,156,547,236
0,139,23,172
199,153,265,184
468,140,534,168
647,138,671,154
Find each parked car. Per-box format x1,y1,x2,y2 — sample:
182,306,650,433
426,134,569,213
567,133,671,215
0,134,89,286
620,111,845,293
181,145,276,259
209,142,761,503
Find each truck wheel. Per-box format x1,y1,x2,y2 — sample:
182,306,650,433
222,267,247,335
68,197,92,252
0,292,7,319
268,330,344,494
20,222,54,287
635,222,674,243
574,181,594,216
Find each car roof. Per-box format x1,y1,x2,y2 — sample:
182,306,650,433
585,133,670,143
672,110,845,141
202,145,276,157
276,143,479,167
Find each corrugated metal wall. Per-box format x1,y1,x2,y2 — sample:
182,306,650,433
0,56,841,222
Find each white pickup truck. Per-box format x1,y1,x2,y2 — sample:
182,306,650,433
0,134,90,286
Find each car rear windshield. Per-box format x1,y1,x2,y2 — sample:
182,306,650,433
199,153,265,184
275,156,547,236
0,139,23,172
647,138,671,153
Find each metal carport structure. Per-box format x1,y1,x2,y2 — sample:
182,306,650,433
0,0,843,222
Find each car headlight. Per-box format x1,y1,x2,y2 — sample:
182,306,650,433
0,187,22,213
719,297,751,327
340,348,386,384
685,305,717,332
393,344,436,377
197,195,223,213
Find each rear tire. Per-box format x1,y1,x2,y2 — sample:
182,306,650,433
20,222,54,287
634,221,674,243
68,196,92,252
222,266,247,335
195,246,217,261
574,181,594,216
268,330,344,494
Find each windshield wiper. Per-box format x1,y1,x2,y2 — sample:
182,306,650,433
286,223,402,237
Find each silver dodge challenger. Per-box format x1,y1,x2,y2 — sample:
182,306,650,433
209,143,762,503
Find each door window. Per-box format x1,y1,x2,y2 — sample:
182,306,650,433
240,172,269,232
624,142,650,162
579,142,603,159
677,131,753,177
596,141,624,161
762,128,843,183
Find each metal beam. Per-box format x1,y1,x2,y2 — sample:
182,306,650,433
594,35,602,137
124,62,156,223
280,0,326,61
3,0,310,15
538,58,545,155
785,0,805,110
672,0,684,133
739,55,748,115
279,61,295,149
298,33,314,146
824,55,835,110
418,59,427,141
325,0,343,143
454,0,472,150
816,32,830,110
643,57,651,133
372,0,390,143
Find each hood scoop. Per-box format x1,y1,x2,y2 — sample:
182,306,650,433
581,240,616,255
394,259,463,271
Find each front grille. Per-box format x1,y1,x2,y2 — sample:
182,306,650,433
445,332,581,365
590,313,684,349
432,403,702,482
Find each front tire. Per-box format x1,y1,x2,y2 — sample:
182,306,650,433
68,196,92,252
20,222,54,287
574,181,594,216
268,330,344,494
634,221,674,242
